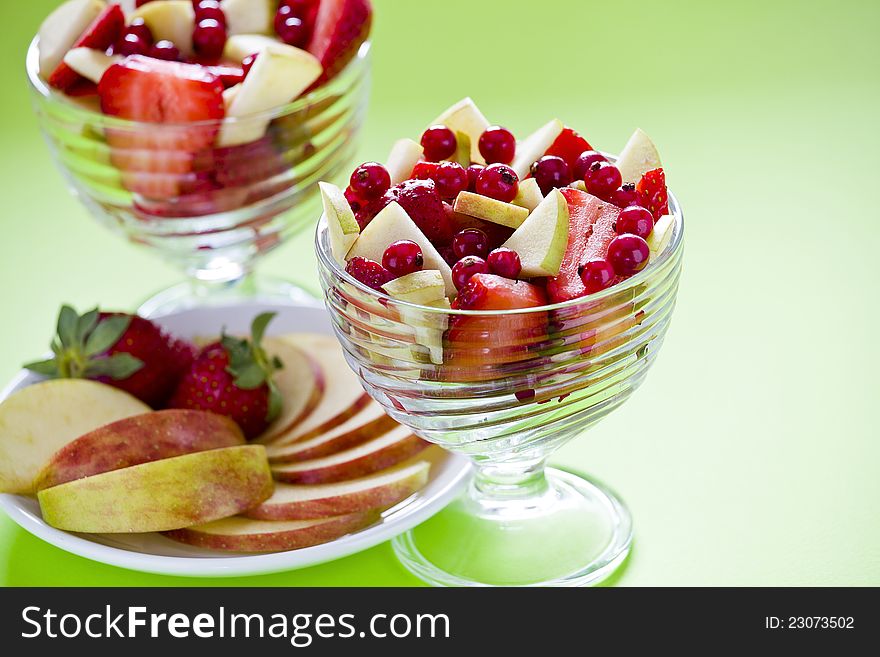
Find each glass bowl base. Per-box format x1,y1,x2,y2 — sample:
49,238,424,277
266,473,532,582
392,468,632,587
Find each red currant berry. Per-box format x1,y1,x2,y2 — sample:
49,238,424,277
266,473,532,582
420,125,457,162
275,5,309,47
125,18,153,44
487,248,522,279
116,32,151,56
616,206,654,239
452,229,489,260
193,18,226,59
433,161,468,199
241,53,258,76
579,259,615,293
466,164,484,192
584,161,622,199
453,278,489,309
149,40,180,61
478,126,516,164
451,255,489,290
194,0,226,25
382,240,424,277
608,183,639,208
345,257,395,291
349,162,391,201
607,234,650,276
344,186,363,213
475,163,519,203
531,155,572,195
573,150,606,180
412,161,440,180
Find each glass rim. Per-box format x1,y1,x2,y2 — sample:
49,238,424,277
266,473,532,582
315,187,684,317
25,36,371,129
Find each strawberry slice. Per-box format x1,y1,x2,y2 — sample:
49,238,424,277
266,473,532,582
636,167,669,220
47,3,125,93
544,127,593,173
307,0,372,82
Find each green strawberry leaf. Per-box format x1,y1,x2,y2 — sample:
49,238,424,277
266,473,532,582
75,308,100,344
23,358,60,378
85,353,143,380
231,362,267,390
56,305,79,348
267,382,283,422
250,312,277,347
85,315,131,356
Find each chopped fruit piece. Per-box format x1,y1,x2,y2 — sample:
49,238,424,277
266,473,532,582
466,164,484,191
452,228,489,260
608,182,639,208
573,150,606,181
569,180,587,192
531,155,572,195
421,125,457,161
636,167,669,220
475,163,519,203
306,0,372,81
345,256,394,291
647,214,675,257
369,179,452,245
37,0,105,77
512,177,544,212
47,3,125,93
452,130,471,167
487,247,522,279
222,0,275,36
193,17,227,59
511,118,564,179
61,48,121,85
412,161,440,181
382,270,446,305
452,255,489,290
350,162,391,201
382,240,424,277
223,33,276,60
584,160,622,199
616,205,654,239
433,161,469,199
616,128,662,184
579,259,615,294
386,138,423,185
132,0,196,58
275,4,309,46
607,234,650,276
545,127,593,173
453,191,529,228
478,125,516,164
431,97,490,164
319,181,359,264
444,205,514,251
150,39,181,61
500,189,569,278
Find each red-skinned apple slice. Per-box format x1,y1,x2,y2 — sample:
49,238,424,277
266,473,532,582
266,401,397,461
246,461,430,521
47,3,125,93
163,510,377,552
256,334,370,445
271,427,429,484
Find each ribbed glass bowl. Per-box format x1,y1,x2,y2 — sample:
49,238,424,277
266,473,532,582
315,191,684,586
27,38,370,315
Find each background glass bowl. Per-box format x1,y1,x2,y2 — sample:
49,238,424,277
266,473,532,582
315,191,684,586
26,38,370,315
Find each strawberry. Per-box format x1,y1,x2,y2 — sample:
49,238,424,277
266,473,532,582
359,179,452,244
636,167,669,220
307,0,372,82
544,127,593,173
167,313,283,439
47,3,125,94
25,306,196,407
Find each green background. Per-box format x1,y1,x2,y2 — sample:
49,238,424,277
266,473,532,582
0,0,877,586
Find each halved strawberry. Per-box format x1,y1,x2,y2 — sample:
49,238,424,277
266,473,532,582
307,0,372,82
636,167,669,220
544,127,593,173
47,3,125,94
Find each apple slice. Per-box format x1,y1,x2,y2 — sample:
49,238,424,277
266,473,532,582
218,43,322,147
223,33,277,62
569,180,587,192
430,97,490,164
267,402,397,462
647,214,675,257
512,177,544,212
132,0,196,58
453,191,529,229
453,130,472,167
347,202,455,297
271,429,429,484
258,337,325,442
406,297,450,365
62,48,121,84
615,128,661,184
511,118,564,179
163,510,377,552
257,334,371,444
386,138,423,185
246,460,430,521
221,0,273,36
0,380,149,494
37,0,105,77
34,409,245,491
500,188,570,277
38,445,273,533
319,181,359,264
381,270,446,305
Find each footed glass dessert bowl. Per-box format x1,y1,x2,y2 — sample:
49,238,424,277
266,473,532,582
315,193,684,586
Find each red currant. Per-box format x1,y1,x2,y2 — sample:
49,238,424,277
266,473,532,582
487,248,521,279
475,163,519,203
452,229,489,259
608,183,639,208
531,155,572,195
349,162,391,201
382,240,424,277
116,32,151,56
194,0,226,25
412,161,440,180
616,206,654,239
584,161,622,199
125,18,153,44
193,18,226,59
452,255,489,290
466,164,484,192
579,259,615,293
241,53,258,76
453,278,489,309
420,125,457,161
433,161,468,199
275,5,309,47
573,150,606,180
149,40,180,61
607,234,650,276
344,186,363,213
345,257,395,291
478,126,516,164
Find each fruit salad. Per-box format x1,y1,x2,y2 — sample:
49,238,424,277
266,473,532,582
33,0,371,211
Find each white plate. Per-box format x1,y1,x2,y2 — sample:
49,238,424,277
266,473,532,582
0,301,470,577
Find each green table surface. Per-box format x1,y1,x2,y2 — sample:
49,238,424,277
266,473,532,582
0,0,877,586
